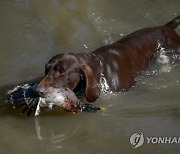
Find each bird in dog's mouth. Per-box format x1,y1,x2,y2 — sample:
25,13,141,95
7,83,82,116
39,87,82,114
7,82,102,116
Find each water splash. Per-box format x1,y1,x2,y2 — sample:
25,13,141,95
89,12,115,45
99,73,113,94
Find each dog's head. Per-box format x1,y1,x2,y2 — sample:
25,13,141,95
35,53,100,109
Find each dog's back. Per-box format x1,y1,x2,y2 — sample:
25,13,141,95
93,16,180,91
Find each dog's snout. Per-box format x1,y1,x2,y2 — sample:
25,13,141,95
35,85,46,97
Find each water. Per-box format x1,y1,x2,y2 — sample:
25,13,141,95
0,0,180,153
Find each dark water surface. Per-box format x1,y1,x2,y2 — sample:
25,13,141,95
0,0,180,154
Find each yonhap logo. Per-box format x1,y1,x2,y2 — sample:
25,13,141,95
130,132,144,148
130,132,180,148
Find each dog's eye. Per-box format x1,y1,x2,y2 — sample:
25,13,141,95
57,70,65,75
54,70,65,78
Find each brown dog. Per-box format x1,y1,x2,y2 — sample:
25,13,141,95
35,16,180,105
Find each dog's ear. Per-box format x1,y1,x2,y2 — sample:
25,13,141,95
81,64,100,102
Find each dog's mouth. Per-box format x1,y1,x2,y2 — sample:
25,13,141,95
42,87,82,113
7,82,101,116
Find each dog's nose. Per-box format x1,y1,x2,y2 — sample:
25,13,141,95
35,86,45,97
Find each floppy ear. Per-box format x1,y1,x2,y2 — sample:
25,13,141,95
81,64,100,102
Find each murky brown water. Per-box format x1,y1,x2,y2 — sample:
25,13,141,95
0,0,180,154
